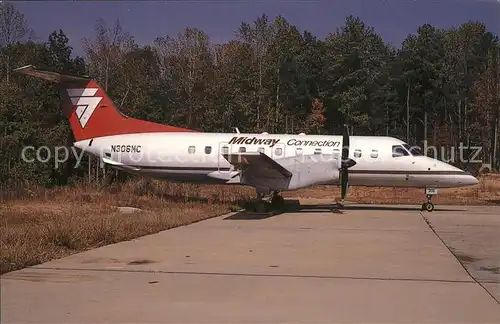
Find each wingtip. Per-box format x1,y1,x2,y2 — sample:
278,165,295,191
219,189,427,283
13,65,35,72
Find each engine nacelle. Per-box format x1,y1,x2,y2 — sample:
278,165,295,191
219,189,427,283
277,154,340,190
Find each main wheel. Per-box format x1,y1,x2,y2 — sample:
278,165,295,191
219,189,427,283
271,195,285,209
255,200,267,213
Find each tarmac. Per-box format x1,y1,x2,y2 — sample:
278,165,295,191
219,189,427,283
2,202,500,323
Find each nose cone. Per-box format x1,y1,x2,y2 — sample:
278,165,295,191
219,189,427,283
451,172,479,188
451,168,479,187
432,158,480,187
465,174,479,186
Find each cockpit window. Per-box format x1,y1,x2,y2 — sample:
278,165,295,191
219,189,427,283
392,145,409,157
403,144,423,156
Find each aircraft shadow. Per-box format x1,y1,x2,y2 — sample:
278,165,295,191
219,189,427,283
298,204,465,212
224,200,466,220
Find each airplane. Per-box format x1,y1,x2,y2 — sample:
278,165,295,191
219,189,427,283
14,65,479,212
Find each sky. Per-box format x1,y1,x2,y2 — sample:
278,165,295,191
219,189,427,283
12,0,500,57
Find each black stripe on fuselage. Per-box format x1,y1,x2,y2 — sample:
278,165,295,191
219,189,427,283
129,166,467,176
131,166,231,172
349,170,468,176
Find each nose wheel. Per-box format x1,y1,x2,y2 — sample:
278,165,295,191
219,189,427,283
422,200,434,212
421,188,438,212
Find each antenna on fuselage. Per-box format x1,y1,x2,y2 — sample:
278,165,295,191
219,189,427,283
233,127,240,134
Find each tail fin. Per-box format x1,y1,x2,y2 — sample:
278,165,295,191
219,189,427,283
13,65,193,141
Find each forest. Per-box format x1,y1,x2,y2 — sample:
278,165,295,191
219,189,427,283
1,2,499,189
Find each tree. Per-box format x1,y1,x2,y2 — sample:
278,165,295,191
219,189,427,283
398,24,446,145
1,28,85,187
305,98,326,134
236,14,277,130
264,16,303,133
153,28,214,129
0,2,32,82
0,2,30,48
210,40,255,132
470,41,500,171
82,18,136,92
322,15,393,135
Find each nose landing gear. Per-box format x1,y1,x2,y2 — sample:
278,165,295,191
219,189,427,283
422,197,434,212
421,188,438,212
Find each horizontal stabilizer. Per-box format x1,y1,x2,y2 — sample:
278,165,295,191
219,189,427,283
13,65,89,83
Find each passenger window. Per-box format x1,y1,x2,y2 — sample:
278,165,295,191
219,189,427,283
205,146,212,154
354,149,362,158
370,150,378,158
258,147,265,153
314,148,322,155
239,147,246,153
275,147,283,156
222,146,229,154
188,146,195,154
392,145,409,157
296,148,303,155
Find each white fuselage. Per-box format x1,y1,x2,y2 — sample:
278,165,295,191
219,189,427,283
74,132,478,189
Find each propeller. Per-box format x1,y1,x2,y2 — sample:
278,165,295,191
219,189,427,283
339,124,356,204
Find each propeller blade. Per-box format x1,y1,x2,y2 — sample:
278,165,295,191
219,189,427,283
340,124,350,202
341,124,349,168
340,168,348,200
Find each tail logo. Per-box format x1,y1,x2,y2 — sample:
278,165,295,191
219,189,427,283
67,88,103,128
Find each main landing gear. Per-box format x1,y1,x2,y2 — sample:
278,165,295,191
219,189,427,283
250,190,285,213
270,191,285,209
421,188,438,212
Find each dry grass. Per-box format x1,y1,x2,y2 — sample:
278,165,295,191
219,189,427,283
284,173,500,205
0,179,252,274
1,174,498,275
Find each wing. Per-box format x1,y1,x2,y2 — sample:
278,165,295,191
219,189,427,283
223,152,292,180
221,152,340,190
